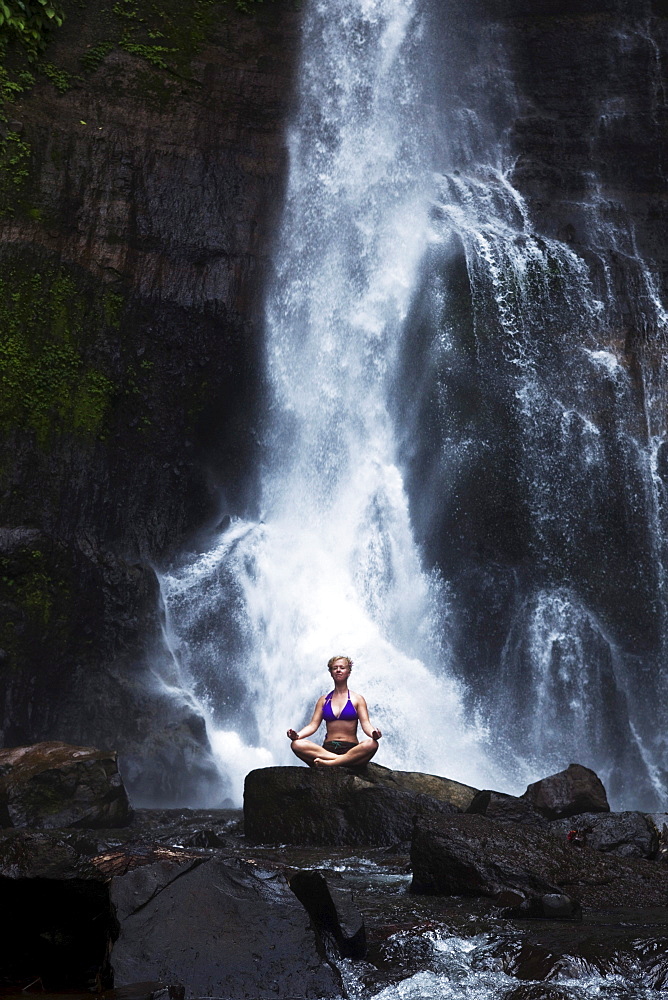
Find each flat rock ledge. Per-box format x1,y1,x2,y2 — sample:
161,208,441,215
243,763,476,845
0,741,132,829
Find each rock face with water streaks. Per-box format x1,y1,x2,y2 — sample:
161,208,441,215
410,0,668,808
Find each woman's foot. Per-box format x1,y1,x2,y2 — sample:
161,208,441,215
314,756,341,767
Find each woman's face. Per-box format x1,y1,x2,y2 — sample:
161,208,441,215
329,658,351,683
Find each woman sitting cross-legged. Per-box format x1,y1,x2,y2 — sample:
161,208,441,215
287,655,382,767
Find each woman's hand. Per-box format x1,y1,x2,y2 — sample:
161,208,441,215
372,729,382,740
287,729,300,740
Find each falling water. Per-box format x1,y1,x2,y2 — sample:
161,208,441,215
161,0,500,804
160,0,668,809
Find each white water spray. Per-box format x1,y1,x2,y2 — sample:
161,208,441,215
161,0,500,804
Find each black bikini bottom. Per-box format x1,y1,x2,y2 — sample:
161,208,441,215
323,740,358,755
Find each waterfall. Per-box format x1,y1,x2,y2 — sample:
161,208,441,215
160,0,500,805
159,0,668,809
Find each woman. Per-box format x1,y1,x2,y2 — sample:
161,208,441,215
287,655,382,767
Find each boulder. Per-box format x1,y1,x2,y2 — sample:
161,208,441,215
549,811,658,859
243,766,458,846
411,812,561,900
0,742,132,828
363,762,478,811
288,869,366,958
110,856,340,999
410,812,668,909
521,763,609,819
467,789,548,827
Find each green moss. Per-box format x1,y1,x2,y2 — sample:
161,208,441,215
0,128,30,213
233,0,264,12
102,288,124,328
0,547,71,664
0,265,122,444
79,38,113,72
118,38,173,68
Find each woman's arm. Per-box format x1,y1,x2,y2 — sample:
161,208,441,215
287,696,325,740
355,695,382,740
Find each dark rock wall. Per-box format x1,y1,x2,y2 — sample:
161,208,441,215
0,0,300,797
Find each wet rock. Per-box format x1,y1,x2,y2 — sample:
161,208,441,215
521,763,609,819
110,856,340,998
363,762,478,811
0,742,132,829
244,766,458,846
410,812,668,909
550,811,658,858
411,812,561,900
501,892,582,921
0,829,96,879
467,789,548,827
179,827,228,848
647,813,668,862
289,869,366,958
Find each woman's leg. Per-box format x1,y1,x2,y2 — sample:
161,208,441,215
313,739,378,767
290,739,340,766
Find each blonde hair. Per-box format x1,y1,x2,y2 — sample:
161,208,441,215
327,655,353,670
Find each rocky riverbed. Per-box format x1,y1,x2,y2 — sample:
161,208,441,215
2,752,668,999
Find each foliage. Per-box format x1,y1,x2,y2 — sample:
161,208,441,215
0,267,120,444
118,38,173,69
0,0,64,61
40,58,71,90
79,39,114,73
0,547,72,665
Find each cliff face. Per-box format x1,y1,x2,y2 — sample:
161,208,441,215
0,0,300,800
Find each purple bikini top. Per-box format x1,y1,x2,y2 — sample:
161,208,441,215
322,690,358,722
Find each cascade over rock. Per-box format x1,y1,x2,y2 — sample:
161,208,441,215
0,0,666,813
